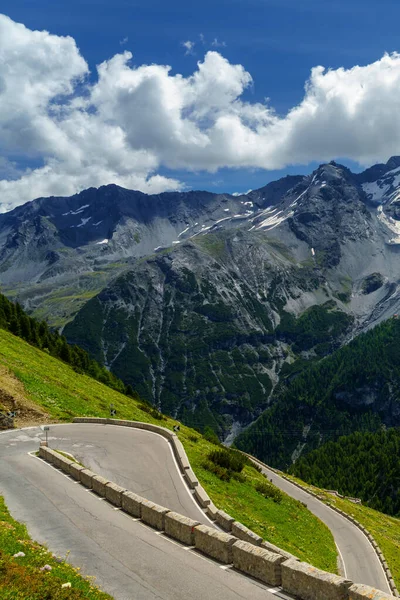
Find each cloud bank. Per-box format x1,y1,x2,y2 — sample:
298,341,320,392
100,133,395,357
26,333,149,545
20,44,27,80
1,13,400,211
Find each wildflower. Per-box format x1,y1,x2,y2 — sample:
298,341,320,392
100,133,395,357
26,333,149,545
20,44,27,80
52,554,63,563
13,552,25,558
40,564,52,572
61,582,71,589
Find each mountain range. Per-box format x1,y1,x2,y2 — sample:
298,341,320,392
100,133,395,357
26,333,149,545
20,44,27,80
2,157,400,445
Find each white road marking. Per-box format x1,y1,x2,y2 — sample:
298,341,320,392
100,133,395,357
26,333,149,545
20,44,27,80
336,542,347,578
266,588,293,599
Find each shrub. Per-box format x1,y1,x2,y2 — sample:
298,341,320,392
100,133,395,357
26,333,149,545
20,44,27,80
255,480,284,503
202,460,231,481
207,448,247,473
203,426,220,445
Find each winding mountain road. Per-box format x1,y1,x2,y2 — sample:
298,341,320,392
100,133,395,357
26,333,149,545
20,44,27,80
0,423,391,599
253,459,391,594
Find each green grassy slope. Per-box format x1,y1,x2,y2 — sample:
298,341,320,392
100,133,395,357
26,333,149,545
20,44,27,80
0,328,336,573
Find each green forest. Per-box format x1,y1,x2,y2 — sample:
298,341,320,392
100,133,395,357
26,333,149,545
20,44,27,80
291,428,400,516
235,316,400,470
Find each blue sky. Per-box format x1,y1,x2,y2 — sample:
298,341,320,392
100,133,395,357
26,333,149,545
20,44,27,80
1,0,400,207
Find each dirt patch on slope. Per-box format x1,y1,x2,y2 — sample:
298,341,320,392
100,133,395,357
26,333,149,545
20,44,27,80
0,365,55,428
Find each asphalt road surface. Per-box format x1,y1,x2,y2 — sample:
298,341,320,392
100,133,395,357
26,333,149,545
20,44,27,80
255,459,391,594
0,424,293,600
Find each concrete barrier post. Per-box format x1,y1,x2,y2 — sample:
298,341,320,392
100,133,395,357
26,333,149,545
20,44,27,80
232,540,285,586
164,512,200,545
281,558,352,600
194,524,236,564
121,491,144,518
140,500,170,530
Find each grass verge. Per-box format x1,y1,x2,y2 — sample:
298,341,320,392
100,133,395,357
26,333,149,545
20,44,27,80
0,496,111,599
0,328,337,573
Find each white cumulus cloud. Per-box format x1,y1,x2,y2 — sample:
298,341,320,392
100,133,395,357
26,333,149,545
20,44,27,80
1,13,400,211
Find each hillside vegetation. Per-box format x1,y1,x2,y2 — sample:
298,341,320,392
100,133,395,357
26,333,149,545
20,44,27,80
236,317,400,468
0,327,337,573
291,429,400,516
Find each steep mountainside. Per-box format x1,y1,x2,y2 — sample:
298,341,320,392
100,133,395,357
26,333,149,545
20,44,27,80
3,157,400,437
64,228,353,434
235,317,400,466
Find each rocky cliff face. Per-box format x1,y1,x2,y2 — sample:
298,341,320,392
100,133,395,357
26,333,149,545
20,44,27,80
3,157,400,438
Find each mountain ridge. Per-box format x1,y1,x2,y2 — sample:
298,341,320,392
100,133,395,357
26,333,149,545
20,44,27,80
3,157,400,439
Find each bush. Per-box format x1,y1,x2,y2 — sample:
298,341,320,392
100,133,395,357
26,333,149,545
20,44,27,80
232,471,246,483
202,460,231,481
207,448,247,473
138,403,165,420
203,426,220,445
255,480,284,503
188,434,199,443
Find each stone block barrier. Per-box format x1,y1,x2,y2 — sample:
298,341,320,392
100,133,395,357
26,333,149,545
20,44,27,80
141,499,169,531
194,524,236,564
215,509,235,531
48,420,397,600
193,485,210,508
58,455,73,472
206,502,218,521
231,521,262,546
281,558,352,600
261,540,298,561
105,482,126,507
164,511,199,545
184,468,198,489
69,462,85,481
80,468,95,489
121,491,144,518
349,584,396,599
232,540,284,586
92,475,110,497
